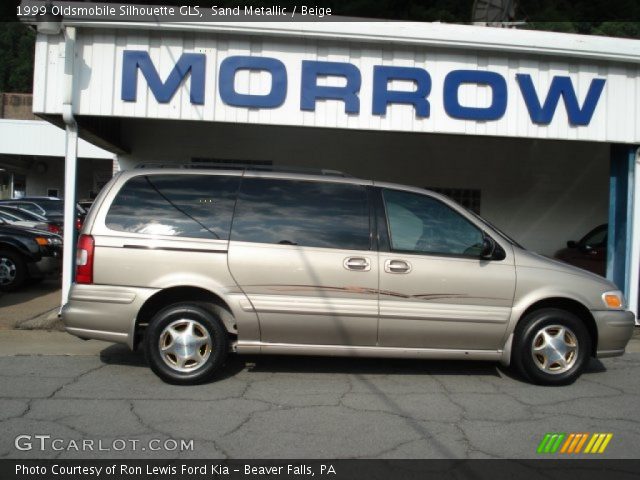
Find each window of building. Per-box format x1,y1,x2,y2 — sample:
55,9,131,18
191,158,273,169
106,174,240,239
426,187,481,214
232,178,370,250
383,189,484,257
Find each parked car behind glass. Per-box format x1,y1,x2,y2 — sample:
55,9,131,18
554,224,607,277
62,167,635,386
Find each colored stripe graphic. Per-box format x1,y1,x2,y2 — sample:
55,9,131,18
537,433,565,453
585,433,613,454
540,433,613,454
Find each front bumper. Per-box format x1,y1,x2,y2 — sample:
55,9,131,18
593,309,636,358
62,284,159,349
28,256,61,278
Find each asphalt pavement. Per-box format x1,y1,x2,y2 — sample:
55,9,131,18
1,330,639,459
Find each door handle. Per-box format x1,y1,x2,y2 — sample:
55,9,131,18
344,257,371,272
385,259,412,274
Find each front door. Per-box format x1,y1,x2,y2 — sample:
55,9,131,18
228,176,378,346
377,188,516,351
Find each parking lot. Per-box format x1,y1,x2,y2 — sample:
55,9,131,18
0,308,639,459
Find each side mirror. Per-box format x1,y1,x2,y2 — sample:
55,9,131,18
480,236,496,260
567,240,577,248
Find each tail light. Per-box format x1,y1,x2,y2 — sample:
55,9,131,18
76,234,94,284
76,217,83,230
47,224,61,235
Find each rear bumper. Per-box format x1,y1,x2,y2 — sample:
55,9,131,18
593,309,636,358
62,284,158,349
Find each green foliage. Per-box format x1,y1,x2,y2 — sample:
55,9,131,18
2,0,639,94
0,23,35,94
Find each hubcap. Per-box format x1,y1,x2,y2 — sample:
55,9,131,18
158,319,212,372
531,324,578,374
0,257,16,285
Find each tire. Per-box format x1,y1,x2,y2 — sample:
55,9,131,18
512,308,591,386
144,303,229,385
0,250,27,292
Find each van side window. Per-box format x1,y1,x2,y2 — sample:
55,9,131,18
383,189,483,257
232,178,370,250
106,175,240,239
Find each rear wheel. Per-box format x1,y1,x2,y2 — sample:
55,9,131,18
513,308,591,386
0,250,27,292
144,303,228,385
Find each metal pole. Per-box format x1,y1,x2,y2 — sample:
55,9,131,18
61,26,78,308
628,148,640,323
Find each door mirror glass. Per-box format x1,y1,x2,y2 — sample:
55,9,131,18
481,236,496,259
567,240,577,248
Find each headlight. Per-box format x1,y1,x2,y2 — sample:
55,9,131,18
602,291,625,309
35,236,62,246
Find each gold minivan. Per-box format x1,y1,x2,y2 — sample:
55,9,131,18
63,166,635,385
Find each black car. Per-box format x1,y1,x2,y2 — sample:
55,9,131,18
0,219,62,291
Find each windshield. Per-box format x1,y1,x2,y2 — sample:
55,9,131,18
467,209,525,249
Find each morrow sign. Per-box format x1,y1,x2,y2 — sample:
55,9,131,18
121,50,606,126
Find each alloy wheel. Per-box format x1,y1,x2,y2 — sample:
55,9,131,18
531,324,579,374
158,318,212,372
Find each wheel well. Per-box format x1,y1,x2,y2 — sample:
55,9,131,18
134,286,235,349
0,243,28,259
518,297,598,356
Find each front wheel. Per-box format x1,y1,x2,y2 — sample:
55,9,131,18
144,303,229,385
513,308,591,386
0,250,27,292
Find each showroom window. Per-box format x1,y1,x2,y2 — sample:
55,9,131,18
232,178,370,250
383,189,484,257
426,187,481,214
106,174,240,239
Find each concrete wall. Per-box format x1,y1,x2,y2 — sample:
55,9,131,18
118,119,610,256
0,94,37,120
0,156,113,200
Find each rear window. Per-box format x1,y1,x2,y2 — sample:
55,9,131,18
105,174,240,240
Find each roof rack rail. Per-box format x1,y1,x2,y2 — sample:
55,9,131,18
134,162,353,177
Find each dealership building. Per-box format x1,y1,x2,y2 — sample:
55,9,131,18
26,19,640,320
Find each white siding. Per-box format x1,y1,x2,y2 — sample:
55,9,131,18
33,25,640,143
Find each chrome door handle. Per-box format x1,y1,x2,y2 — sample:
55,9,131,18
385,259,412,274
344,257,371,271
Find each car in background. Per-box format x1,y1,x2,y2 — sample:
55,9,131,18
0,197,85,232
554,224,607,276
0,218,62,291
0,206,63,235
78,199,94,212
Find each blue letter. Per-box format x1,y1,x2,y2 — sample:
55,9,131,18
443,70,507,121
219,56,287,109
516,74,605,126
121,50,205,104
301,61,361,114
372,66,431,118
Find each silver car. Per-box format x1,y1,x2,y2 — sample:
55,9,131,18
62,166,635,385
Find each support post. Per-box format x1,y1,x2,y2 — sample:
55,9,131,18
61,125,77,306
628,148,640,322
607,144,638,322
61,26,78,308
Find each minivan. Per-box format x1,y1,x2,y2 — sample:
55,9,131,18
62,165,635,385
